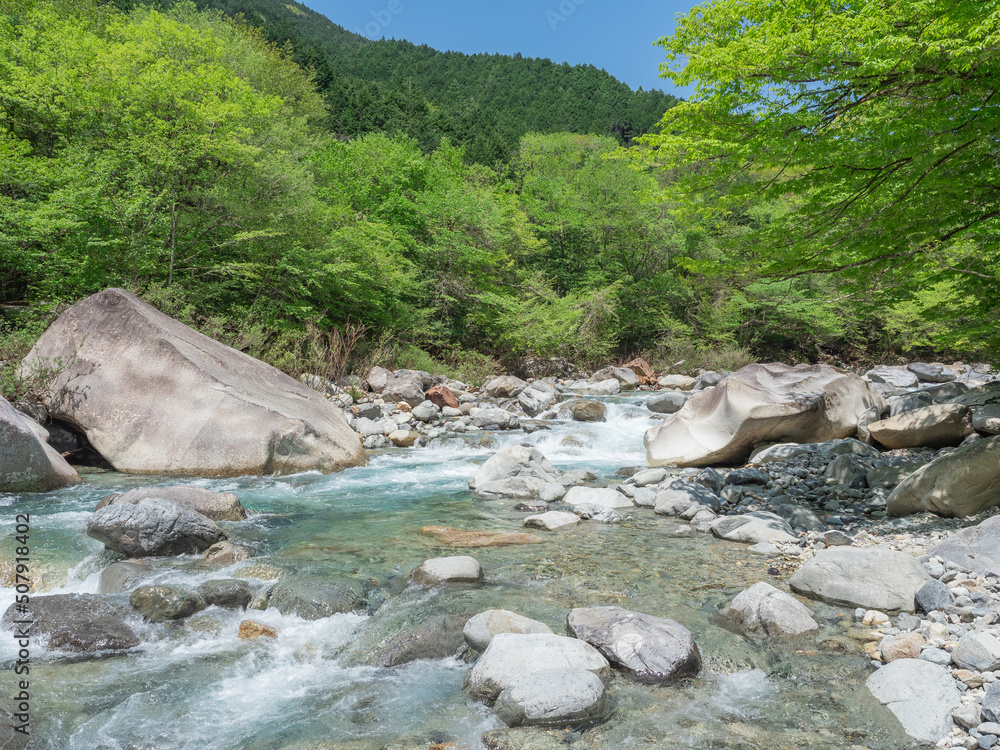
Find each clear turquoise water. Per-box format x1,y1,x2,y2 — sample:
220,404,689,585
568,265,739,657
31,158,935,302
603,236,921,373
0,400,913,749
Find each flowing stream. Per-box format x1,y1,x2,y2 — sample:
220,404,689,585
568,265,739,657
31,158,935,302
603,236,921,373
0,397,916,749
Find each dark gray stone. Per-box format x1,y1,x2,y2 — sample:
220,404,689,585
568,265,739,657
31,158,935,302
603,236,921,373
1,594,139,653
197,579,252,610
374,613,470,667
267,577,363,619
130,585,206,622
725,468,768,485
87,497,225,557
915,579,952,614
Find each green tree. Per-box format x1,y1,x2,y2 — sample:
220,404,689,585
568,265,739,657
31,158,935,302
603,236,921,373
643,0,1000,355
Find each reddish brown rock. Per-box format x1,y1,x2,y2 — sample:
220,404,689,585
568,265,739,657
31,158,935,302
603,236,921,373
425,385,459,409
420,526,542,548
238,620,277,639
880,632,925,662
624,357,656,385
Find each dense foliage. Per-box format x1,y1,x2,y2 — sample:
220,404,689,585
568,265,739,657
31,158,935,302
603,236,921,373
642,0,1000,357
0,0,990,399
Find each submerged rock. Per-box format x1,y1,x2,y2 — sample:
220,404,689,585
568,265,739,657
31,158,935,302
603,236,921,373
96,485,247,522
267,577,363,619
19,288,366,476
789,547,930,613
87,497,226,557
373,613,470,667
1,594,139,653
238,620,277,640
410,556,483,586
0,395,80,493
645,363,884,467
566,606,701,684
420,526,543,548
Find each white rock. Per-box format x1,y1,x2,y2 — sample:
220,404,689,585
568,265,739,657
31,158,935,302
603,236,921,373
463,610,553,652
524,511,580,531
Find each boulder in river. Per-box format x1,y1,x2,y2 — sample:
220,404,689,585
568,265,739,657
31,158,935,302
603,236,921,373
99,560,154,594
96,486,247,522
887,434,1000,518
645,363,884,467
494,668,609,728
464,610,554,652
647,391,687,414
0,395,80,492
410,556,483,586
723,582,818,638
19,288,366,476
465,633,610,701
789,547,930,613
198,579,253,610
374,613,470,667
266,576,363,619
129,585,206,622
468,445,563,501
87,497,225,557
566,606,701,684
1,593,139,653
866,659,960,744
517,381,559,417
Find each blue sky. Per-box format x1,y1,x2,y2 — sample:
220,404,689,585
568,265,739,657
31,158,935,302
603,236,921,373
296,0,700,96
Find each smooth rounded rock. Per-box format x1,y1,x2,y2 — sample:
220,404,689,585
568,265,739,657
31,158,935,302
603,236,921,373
710,512,796,545
523,511,580,531
464,610,554,652
98,560,153,594
198,579,252,610
563,486,633,510
494,668,608,728
468,445,563,501
267,577,363,619
647,391,687,414
1,593,139,653
570,401,606,422
723,582,818,638
410,556,483,586
0,395,80,492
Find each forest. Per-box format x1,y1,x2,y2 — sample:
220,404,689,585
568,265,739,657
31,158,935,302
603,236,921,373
1,0,994,396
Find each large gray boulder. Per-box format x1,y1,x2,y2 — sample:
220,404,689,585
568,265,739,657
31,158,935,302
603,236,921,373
887,435,1000,517
1,594,139,652
789,547,930,613
926,516,1000,576
482,376,529,399
866,366,920,389
867,404,975,449
95,486,247,522
517,381,559,417
87,497,225,557
723,582,818,638
382,372,425,407
645,363,884,467
907,362,958,384
494,668,609,728
465,633,610,701
566,606,701,684
654,481,722,516
710,512,796,544
866,659,960,744
468,445,563,501
19,288,366,476
0,395,80,492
